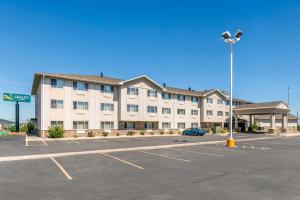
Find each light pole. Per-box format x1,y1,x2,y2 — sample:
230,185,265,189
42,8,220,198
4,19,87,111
222,30,243,148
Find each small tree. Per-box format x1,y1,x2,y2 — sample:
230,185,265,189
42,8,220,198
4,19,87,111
49,126,64,138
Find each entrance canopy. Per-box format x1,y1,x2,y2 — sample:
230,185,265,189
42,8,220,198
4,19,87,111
234,101,289,115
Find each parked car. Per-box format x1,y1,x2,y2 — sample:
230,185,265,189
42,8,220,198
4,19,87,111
182,128,206,136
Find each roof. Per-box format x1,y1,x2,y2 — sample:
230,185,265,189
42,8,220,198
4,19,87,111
120,75,164,90
255,113,298,120
164,86,202,96
31,73,123,95
234,101,288,110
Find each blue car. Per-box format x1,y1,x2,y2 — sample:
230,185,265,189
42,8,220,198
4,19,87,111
182,128,206,136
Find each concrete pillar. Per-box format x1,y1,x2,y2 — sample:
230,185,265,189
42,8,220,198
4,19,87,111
282,114,288,130
270,113,276,129
234,115,238,129
249,115,254,127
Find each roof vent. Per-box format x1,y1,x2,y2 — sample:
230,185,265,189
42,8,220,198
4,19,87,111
188,87,191,91
100,72,103,77
163,83,166,87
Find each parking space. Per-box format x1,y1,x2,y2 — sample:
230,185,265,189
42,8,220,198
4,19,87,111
1,134,300,199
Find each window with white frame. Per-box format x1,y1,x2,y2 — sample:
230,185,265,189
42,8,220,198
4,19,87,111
217,99,223,105
162,107,171,114
225,112,229,117
177,109,185,115
191,97,198,103
127,104,138,112
177,95,185,101
125,122,135,130
101,121,114,130
147,89,157,97
177,123,185,129
144,122,155,129
217,111,223,116
147,106,157,113
101,103,114,111
51,99,63,109
51,121,63,127
73,101,88,110
191,123,199,128
207,110,213,116
162,122,171,129
51,79,64,88
73,82,88,91
207,98,213,104
162,93,171,100
191,110,198,115
101,85,114,93
127,87,138,95
73,121,88,130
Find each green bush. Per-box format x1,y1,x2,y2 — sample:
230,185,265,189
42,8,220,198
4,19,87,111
159,130,164,135
88,131,96,137
102,131,109,137
26,121,35,134
139,131,145,135
9,125,16,132
20,124,28,132
127,131,135,136
250,123,259,132
49,126,64,138
298,126,300,132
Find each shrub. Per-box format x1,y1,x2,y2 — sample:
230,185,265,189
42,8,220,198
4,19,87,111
298,126,300,132
73,133,78,138
139,131,145,135
9,125,16,132
88,131,96,137
127,131,135,136
159,130,164,135
168,130,174,135
102,131,109,137
20,124,28,132
116,132,120,136
150,132,155,135
250,123,259,132
221,129,227,134
26,121,35,134
49,126,64,138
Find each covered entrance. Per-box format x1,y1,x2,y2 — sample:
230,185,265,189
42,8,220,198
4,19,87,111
234,101,290,134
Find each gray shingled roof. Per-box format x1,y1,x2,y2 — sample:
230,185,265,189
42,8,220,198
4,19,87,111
234,101,287,110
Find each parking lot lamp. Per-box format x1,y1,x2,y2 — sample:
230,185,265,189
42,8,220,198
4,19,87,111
222,30,243,147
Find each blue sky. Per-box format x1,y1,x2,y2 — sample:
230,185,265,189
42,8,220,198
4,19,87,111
0,0,299,121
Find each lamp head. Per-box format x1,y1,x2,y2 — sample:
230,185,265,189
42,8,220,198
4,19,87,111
235,30,243,39
222,31,231,40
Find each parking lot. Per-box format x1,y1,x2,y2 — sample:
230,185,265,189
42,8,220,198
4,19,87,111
1,133,300,200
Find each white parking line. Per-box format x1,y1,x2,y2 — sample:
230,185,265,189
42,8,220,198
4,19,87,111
41,140,48,146
138,151,191,163
171,148,224,157
134,138,148,140
69,140,80,144
198,146,248,153
100,153,144,170
50,157,72,180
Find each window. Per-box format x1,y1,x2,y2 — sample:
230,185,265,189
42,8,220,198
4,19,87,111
225,101,230,106
177,109,185,115
51,121,63,127
162,107,171,114
124,122,135,130
191,97,198,103
101,85,114,93
162,93,171,100
51,79,64,88
101,121,114,130
191,123,199,128
217,111,223,116
73,82,88,91
73,121,88,130
177,95,185,101
51,99,63,109
191,110,198,115
207,110,213,116
162,122,171,129
127,104,138,112
207,98,213,104
101,103,114,111
147,106,157,113
218,99,223,105
73,101,89,110
225,112,229,117
127,87,138,95
177,123,185,129
144,122,155,129
147,89,157,97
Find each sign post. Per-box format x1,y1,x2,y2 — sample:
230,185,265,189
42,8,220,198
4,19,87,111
2,93,31,132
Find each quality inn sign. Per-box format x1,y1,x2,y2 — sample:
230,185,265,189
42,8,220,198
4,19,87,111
3,93,31,103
